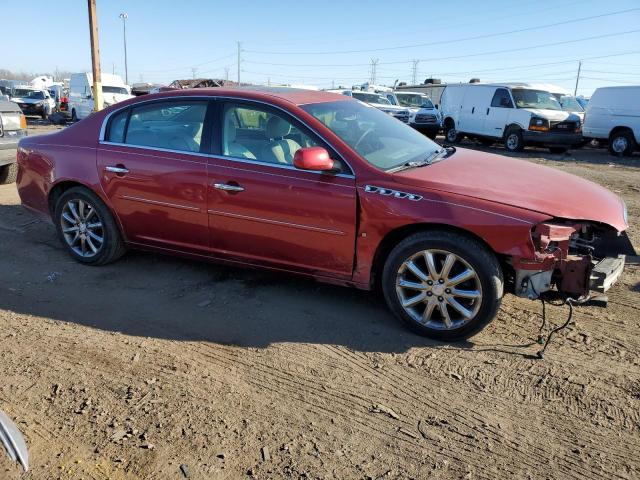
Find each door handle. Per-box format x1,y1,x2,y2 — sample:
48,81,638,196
214,183,245,192
105,165,129,174
486,108,490,115
471,107,475,114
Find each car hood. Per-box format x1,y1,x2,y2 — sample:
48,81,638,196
13,97,42,104
393,148,627,231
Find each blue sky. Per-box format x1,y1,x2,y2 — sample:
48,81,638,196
3,0,640,95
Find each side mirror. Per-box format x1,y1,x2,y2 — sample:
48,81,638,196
293,147,335,172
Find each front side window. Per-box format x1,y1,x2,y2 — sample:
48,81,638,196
512,89,561,111
490,89,513,108
122,101,208,152
302,100,440,171
221,104,320,165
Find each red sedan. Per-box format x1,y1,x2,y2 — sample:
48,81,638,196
16,88,635,339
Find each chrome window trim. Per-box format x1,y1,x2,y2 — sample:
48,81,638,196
98,94,356,178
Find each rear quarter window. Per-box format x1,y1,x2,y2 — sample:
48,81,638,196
106,109,129,143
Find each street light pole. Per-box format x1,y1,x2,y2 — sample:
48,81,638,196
119,13,129,85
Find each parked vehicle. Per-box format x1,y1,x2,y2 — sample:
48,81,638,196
397,79,447,109
441,83,583,153
576,96,589,109
16,88,634,339
10,87,56,119
0,99,27,184
385,91,441,138
331,90,410,124
583,86,640,156
68,73,134,121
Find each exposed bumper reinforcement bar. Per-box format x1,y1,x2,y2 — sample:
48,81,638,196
590,255,625,293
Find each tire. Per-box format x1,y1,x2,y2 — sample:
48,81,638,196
53,186,126,265
71,109,78,122
608,130,636,156
41,110,48,120
381,230,503,340
549,147,568,154
444,124,462,143
0,163,18,185
504,127,524,152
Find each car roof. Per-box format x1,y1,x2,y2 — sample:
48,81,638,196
145,86,352,106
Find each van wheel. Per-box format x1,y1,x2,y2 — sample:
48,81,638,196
445,125,461,143
504,127,524,152
0,163,18,185
609,130,636,156
71,109,78,122
382,230,503,340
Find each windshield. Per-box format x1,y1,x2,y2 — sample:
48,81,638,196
13,89,44,99
512,89,562,111
302,100,440,171
102,86,128,94
552,93,584,112
352,92,387,104
396,93,434,108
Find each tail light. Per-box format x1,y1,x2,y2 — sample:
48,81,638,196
20,114,27,129
61,97,68,103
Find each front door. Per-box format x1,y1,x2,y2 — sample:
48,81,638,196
484,88,514,138
97,99,211,254
206,100,357,279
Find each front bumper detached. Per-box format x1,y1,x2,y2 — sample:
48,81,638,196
590,255,625,293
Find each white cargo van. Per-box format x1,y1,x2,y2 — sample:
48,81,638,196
441,83,583,153
68,73,133,121
583,86,640,156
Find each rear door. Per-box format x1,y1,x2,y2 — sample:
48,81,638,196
205,100,357,279
97,98,212,254
484,88,514,138
459,86,494,135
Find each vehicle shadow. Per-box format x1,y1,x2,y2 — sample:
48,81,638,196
0,203,489,354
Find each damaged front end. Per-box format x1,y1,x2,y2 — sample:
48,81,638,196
512,220,636,300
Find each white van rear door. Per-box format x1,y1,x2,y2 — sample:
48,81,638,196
459,86,494,135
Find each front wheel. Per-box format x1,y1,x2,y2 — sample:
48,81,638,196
54,187,126,265
382,231,503,340
504,128,524,152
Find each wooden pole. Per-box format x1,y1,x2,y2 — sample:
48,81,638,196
88,0,103,112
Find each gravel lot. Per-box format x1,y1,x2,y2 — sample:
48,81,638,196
1,122,639,479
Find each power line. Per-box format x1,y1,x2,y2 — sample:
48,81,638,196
244,8,639,55
141,53,235,74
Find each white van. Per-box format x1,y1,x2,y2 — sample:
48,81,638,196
68,72,133,121
441,83,583,153
583,86,640,156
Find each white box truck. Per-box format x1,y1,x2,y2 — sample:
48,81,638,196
68,73,133,121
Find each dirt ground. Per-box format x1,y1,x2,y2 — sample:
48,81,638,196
1,122,639,480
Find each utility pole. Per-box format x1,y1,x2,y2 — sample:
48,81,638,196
224,67,229,83
411,59,419,85
87,0,103,112
112,62,115,74
119,13,128,85
237,41,242,85
370,58,379,84
574,60,582,96
191,67,198,79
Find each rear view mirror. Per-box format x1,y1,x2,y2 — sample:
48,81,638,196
293,147,335,172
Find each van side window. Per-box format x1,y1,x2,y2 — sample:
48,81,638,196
107,109,129,143
491,89,513,108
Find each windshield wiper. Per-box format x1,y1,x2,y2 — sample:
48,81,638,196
387,148,447,173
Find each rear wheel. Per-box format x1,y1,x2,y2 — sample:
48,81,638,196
445,123,462,143
504,127,524,152
609,130,636,156
71,109,78,122
382,231,503,340
0,163,17,184
54,187,126,265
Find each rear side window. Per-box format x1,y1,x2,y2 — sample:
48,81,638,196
490,89,513,108
107,109,128,143
113,101,208,153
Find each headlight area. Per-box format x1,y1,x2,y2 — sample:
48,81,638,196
528,117,550,132
511,221,636,300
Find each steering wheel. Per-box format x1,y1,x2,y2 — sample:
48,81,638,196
354,127,375,149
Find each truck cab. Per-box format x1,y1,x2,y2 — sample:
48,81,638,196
385,91,441,138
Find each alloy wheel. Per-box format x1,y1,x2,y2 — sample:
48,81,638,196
60,199,105,258
506,133,519,150
446,128,458,142
395,249,483,330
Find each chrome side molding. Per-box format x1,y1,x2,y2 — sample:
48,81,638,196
364,184,423,201
0,409,29,471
